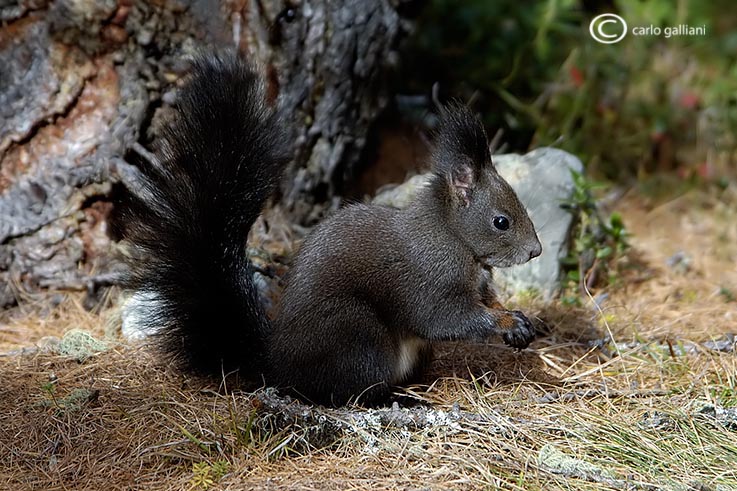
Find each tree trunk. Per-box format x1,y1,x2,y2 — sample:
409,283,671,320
0,0,408,308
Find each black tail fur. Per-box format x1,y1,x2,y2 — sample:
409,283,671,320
119,52,290,378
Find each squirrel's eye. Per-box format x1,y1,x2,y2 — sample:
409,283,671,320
493,216,510,231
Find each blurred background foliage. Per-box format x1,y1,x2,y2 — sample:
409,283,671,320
398,0,737,184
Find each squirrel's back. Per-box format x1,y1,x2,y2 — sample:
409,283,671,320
119,53,291,377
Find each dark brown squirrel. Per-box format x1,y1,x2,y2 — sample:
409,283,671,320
119,52,542,406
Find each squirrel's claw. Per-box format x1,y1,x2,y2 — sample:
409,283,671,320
502,311,536,350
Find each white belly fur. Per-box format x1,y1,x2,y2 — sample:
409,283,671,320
120,290,163,341
393,337,428,383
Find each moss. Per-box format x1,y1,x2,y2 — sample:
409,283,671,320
57,329,108,362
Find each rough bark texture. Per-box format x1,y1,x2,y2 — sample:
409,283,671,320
0,0,409,308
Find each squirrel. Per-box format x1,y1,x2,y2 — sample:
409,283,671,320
119,52,542,406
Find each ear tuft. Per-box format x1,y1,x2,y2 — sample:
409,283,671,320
431,103,491,179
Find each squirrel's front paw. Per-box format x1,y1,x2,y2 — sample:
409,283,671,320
501,311,535,349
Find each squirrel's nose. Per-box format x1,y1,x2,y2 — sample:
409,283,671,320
529,241,542,260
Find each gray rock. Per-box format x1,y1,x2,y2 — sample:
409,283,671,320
372,174,429,209
666,250,692,274
492,148,583,300
372,147,583,301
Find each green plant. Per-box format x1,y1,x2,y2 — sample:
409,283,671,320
40,379,60,410
719,286,736,303
189,460,230,490
400,0,737,181
560,170,630,304
399,0,582,148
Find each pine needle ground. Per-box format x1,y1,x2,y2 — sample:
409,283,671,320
1,186,736,490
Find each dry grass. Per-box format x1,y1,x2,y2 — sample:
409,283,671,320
1,185,736,490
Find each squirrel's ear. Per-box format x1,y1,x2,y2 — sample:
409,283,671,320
446,160,475,207
431,103,491,206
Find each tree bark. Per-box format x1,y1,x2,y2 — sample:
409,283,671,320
0,0,408,308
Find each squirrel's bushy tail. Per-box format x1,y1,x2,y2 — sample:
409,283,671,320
120,52,290,377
